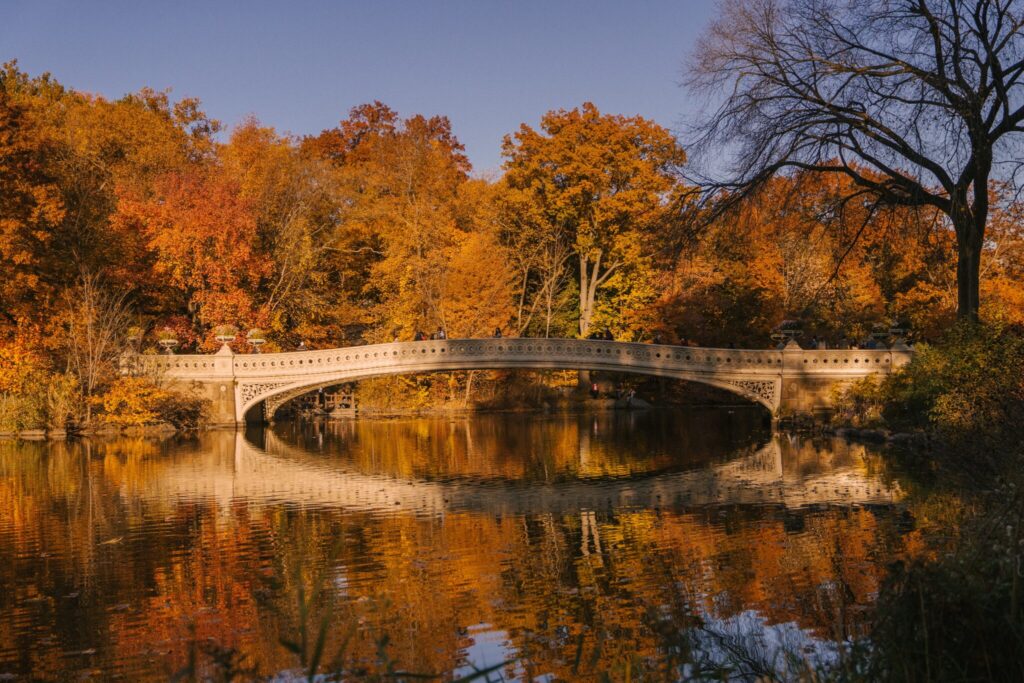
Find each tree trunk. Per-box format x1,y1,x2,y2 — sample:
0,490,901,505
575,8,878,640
953,208,983,322
579,253,593,338
464,370,475,408
956,243,981,322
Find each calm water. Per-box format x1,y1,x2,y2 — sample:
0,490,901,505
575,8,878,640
0,409,917,680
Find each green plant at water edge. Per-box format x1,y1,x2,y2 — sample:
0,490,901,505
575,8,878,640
830,375,886,429
884,323,1024,443
0,371,82,432
834,322,1024,469
0,392,44,432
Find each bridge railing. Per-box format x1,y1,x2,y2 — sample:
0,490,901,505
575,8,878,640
131,338,909,381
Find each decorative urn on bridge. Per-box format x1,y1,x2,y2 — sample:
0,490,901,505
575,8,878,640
888,319,910,349
247,328,266,353
214,324,239,352
157,328,179,355
870,322,892,345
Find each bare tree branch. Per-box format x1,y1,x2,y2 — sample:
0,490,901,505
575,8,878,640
685,0,1024,320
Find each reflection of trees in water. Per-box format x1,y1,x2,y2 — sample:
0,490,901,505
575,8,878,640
272,408,769,483
0,424,917,679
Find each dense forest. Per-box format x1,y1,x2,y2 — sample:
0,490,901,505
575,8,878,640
2,60,1023,427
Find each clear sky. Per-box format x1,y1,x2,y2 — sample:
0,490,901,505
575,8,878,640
2,0,716,174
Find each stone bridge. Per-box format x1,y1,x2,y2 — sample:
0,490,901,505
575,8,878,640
130,338,912,425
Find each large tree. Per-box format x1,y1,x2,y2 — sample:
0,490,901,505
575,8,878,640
0,81,64,327
687,0,1024,321
306,102,502,341
502,103,686,338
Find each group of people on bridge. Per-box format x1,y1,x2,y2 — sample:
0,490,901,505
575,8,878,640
411,328,448,342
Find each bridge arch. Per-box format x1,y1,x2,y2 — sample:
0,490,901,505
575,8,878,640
244,364,780,421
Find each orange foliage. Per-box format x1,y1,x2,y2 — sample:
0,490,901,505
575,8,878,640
117,171,272,343
0,83,65,326
1,59,1023,403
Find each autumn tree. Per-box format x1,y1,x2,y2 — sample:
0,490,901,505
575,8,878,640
117,170,272,345
306,102,478,340
502,103,686,339
1,61,220,330
687,0,1024,321
59,273,133,421
497,183,575,337
652,171,959,346
443,180,515,337
221,119,341,343
0,77,64,327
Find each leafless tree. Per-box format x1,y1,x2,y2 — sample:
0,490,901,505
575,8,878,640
62,272,133,422
685,0,1024,320
503,218,573,337
535,232,573,338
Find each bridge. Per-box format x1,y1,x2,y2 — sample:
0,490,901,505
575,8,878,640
131,338,913,425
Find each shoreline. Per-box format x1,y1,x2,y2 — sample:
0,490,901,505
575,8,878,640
0,400,770,441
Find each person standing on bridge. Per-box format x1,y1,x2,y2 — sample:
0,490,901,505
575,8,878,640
414,330,424,341
493,327,502,338
437,327,447,340
297,340,307,351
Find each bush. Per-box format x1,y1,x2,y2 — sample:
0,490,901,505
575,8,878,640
831,375,886,428
0,371,81,433
94,377,208,430
45,373,82,429
884,323,1024,444
0,393,45,432
835,323,1024,446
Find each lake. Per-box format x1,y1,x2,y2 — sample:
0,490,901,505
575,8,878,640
0,409,918,680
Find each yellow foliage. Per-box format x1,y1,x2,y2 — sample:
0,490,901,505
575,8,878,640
94,377,208,429
0,332,45,394
94,377,169,426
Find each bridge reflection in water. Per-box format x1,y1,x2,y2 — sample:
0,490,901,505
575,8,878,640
145,426,901,516
0,411,918,680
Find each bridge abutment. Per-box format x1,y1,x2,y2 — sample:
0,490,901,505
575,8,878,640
777,342,913,415
157,345,240,426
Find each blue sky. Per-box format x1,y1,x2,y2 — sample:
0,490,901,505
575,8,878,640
2,1,716,173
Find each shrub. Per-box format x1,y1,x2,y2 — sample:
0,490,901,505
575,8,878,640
0,393,45,432
0,373,83,433
45,373,82,429
831,375,886,428
0,336,83,432
883,323,1024,446
94,377,208,430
